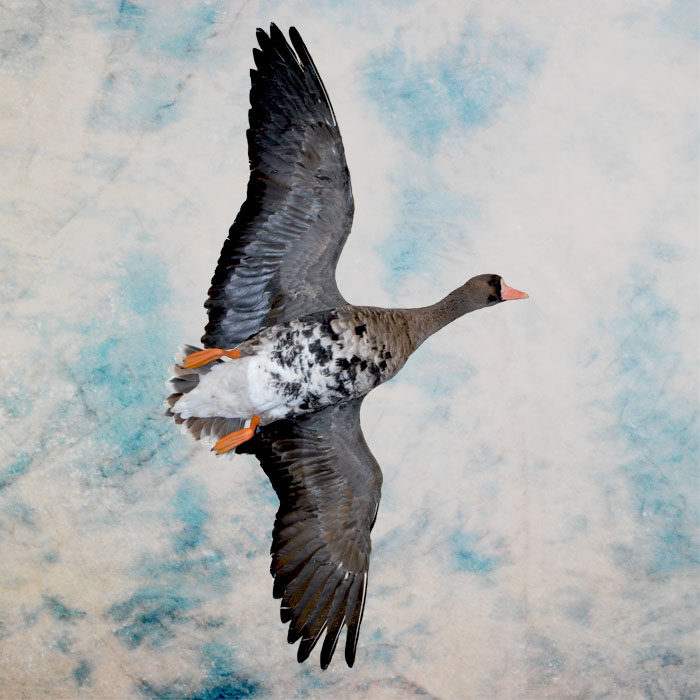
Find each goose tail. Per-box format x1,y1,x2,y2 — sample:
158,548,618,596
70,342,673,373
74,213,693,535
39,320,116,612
165,345,246,445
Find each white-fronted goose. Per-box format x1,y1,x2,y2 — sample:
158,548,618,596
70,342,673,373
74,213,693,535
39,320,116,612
166,24,527,669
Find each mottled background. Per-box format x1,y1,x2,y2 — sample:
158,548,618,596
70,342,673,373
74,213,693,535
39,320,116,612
1,1,698,698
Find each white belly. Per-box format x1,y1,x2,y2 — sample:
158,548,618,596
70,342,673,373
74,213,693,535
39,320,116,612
171,350,334,425
171,355,282,424
171,310,398,425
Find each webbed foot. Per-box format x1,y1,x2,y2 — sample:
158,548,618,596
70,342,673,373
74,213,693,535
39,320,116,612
212,416,260,454
183,347,241,369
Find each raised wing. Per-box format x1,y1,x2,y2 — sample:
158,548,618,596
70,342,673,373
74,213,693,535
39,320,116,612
238,399,382,668
202,24,354,349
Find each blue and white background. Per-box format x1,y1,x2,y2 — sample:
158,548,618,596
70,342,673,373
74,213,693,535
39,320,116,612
1,1,698,697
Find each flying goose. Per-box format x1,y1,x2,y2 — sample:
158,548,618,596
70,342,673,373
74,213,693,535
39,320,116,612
166,24,527,669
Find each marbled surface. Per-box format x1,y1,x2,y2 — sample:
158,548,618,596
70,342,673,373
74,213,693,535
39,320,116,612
1,1,698,698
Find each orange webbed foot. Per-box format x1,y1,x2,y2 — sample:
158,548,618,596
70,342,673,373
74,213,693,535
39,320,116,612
212,416,260,455
183,347,241,369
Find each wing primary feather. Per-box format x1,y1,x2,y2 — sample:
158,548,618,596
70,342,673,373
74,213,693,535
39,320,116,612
286,564,335,643
320,615,346,670
268,23,302,70
272,573,286,600
287,623,303,645
319,577,352,669
297,618,328,664
283,561,320,618
288,26,336,126
295,572,342,661
280,605,292,624
344,572,368,668
340,575,363,667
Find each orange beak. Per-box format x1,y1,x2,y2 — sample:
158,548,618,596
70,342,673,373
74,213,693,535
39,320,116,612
501,282,529,300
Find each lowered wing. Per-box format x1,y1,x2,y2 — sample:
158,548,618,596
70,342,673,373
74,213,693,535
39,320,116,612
203,24,354,348
238,399,382,668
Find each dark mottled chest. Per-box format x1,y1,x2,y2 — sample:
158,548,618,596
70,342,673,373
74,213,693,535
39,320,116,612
244,307,410,414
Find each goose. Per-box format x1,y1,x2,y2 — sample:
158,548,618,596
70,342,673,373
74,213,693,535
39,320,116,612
166,24,527,670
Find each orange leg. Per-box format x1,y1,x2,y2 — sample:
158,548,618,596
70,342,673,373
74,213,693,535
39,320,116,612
212,416,260,455
183,347,241,369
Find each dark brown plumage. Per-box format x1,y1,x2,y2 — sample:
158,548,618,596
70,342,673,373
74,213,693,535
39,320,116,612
202,25,353,348
171,24,526,669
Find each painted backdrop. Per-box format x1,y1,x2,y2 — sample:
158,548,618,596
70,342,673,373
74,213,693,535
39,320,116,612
1,0,698,698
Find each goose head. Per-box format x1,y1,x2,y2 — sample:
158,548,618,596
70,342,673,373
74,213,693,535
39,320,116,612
461,274,529,311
